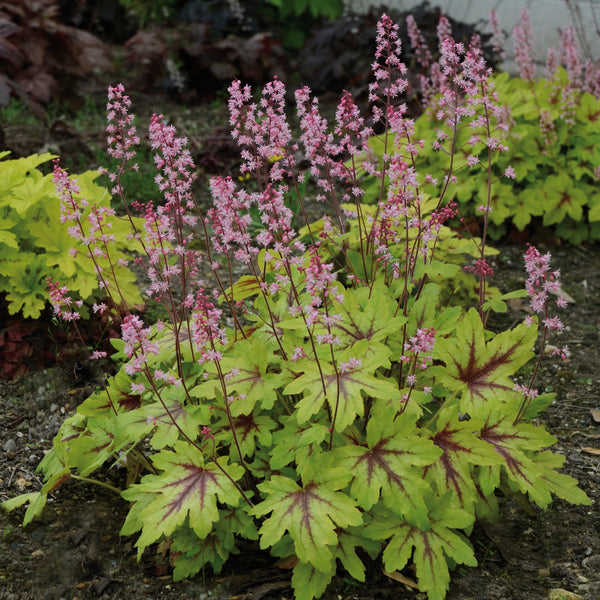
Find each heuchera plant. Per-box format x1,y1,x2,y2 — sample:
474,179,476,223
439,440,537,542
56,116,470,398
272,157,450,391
0,152,143,319
2,15,590,600
381,9,600,242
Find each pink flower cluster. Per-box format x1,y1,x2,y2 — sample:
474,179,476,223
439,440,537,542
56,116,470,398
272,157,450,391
121,314,159,375
228,77,294,180
144,113,202,304
513,9,536,83
369,14,408,124
106,83,140,164
102,83,141,196
401,327,436,369
191,291,228,364
524,245,569,358
302,248,339,306
47,277,82,322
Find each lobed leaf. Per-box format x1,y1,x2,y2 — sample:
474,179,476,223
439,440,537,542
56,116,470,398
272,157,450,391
434,309,536,414
335,408,440,529
425,406,503,511
121,442,245,558
284,339,400,431
253,475,362,571
367,498,476,600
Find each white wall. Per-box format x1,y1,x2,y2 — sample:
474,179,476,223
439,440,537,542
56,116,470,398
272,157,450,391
345,0,600,73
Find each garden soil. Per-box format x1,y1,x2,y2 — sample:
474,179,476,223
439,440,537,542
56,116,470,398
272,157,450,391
1,97,600,600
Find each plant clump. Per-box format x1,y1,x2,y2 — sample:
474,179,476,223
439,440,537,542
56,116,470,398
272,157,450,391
365,8,600,242
1,12,590,600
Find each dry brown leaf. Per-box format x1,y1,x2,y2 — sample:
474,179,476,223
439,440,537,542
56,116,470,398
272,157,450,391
582,447,600,455
590,408,600,423
552,286,575,304
276,555,298,569
506,297,530,312
383,569,419,589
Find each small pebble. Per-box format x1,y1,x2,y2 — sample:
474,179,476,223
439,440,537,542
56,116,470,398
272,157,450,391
548,589,583,600
3,438,16,453
538,568,551,578
49,403,58,413
582,554,600,570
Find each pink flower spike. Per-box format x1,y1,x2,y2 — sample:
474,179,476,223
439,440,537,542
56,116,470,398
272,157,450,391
106,83,140,165
513,9,536,82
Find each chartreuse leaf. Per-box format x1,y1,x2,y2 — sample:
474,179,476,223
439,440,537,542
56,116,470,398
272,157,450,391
2,448,73,524
117,392,210,450
0,253,48,318
191,336,285,416
534,450,591,506
292,560,335,600
0,152,143,317
331,283,407,345
266,528,333,600
223,274,262,302
0,218,18,248
121,441,245,558
434,308,536,414
170,507,258,581
333,526,381,581
478,412,591,508
367,496,476,600
425,405,503,511
269,417,330,473
214,410,277,460
253,473,362,572
335,407,440,529
283,339,400,431
62,413,125,477
402,283,461,343
481,288,527,314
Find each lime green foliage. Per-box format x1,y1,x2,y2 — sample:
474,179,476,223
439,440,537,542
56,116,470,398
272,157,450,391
0,152,143,318
411,70,600,242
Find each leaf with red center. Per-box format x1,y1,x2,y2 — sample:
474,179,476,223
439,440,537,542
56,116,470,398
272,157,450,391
170,507,258,581
283,339,401,431
366,496,476,600
334,408,440,529
253,475,362,571
434,308,537,414
215,411,276,459
332,284,407,345
425,406,503,511
478,411,589,508
541,173,587,226
191,336,285,416
121,441,245,558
